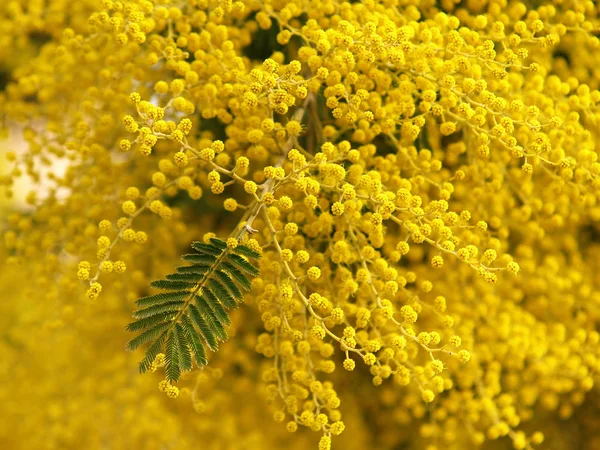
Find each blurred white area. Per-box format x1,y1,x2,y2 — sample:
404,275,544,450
1,126,69,212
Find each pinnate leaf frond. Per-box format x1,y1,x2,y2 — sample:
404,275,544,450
126,237,261,382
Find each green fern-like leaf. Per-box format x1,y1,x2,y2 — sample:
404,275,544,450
208,278,237,309
181,315,207,366
138,333,167,373
126,322,171,351
191,241,222,255
213,270,243,299
181,254,216,265
136,291,189,308
188,304,218,351
175,324,193,372
232,244,261,259
176,264,211,274
165,272,206,282
126,312,175,332
222,261,252,291
165,331,181,382
149,279,196,290
126,237,261,382
228,253,260,277
133,301,185,319
196,292,230,326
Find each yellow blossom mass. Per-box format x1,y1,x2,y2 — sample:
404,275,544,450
1,0,600,449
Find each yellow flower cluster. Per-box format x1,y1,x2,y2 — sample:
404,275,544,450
2,0,600,449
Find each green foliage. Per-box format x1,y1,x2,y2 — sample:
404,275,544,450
126,238,261,382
